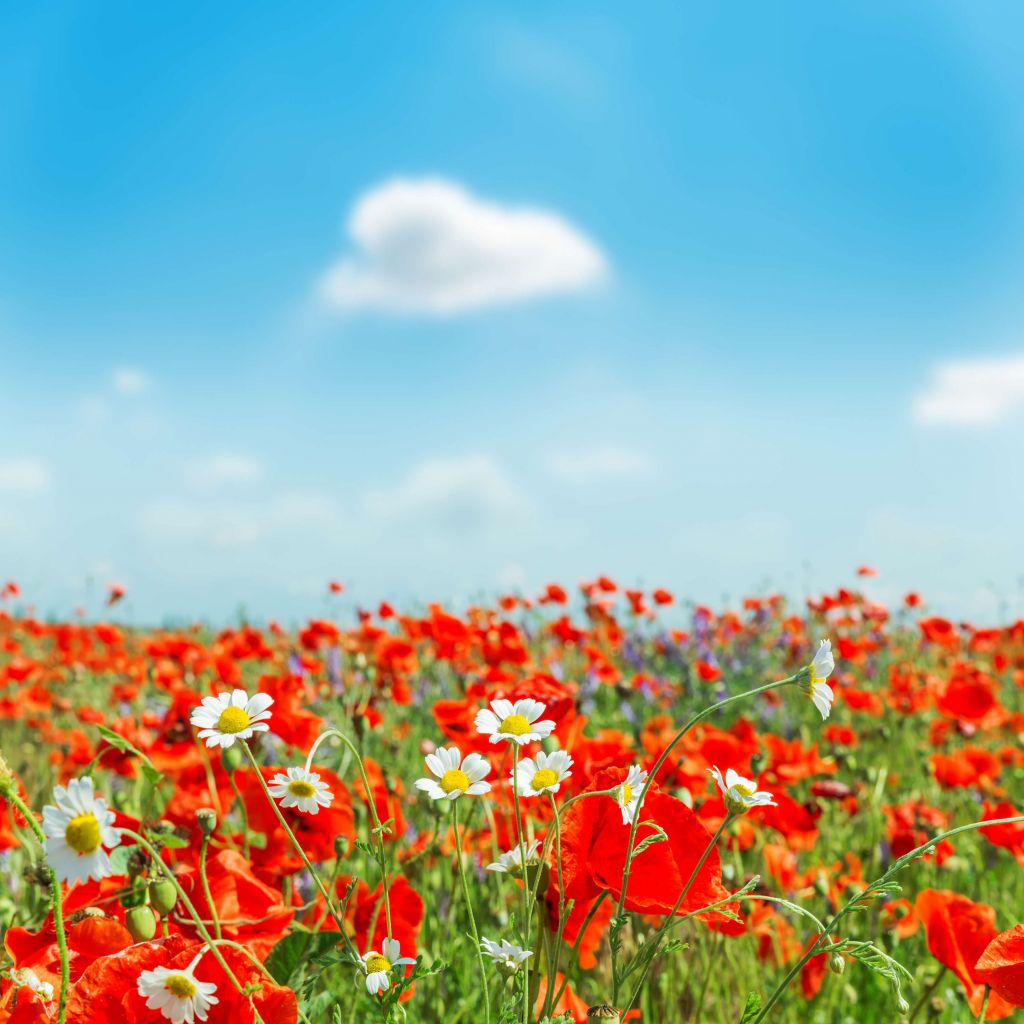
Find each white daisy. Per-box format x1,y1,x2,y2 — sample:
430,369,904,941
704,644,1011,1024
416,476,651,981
480,937,533,974
486,839,542,875
708,765,777,816
474,698,556,746
414,746,491,801
800,639,835,720
267,766,333,814
8,968,54,1002
616,765,648,825
189,689,273,749
41,776,121,886
359,937,416,995
512,749,573,797
137,953,219,1024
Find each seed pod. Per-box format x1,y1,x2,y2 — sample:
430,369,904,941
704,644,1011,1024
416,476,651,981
587,1007,621,1022
125,905,158,942
149,878,178,915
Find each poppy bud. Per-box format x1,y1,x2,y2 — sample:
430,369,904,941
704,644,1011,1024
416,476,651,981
126,847,150,878
0,749,14,798
587,1007,621,1022
196,807,217,837
221,744,244,771
149,878,177,915
125,905,158,942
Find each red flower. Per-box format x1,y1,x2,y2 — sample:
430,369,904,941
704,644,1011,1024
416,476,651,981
914,890,1015,1019
976,925,1024,1009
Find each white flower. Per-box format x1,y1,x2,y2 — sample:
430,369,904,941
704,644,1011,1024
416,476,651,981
616,765,647,825
480,937,533,973
359,937,416,995
708,765,777,816
267,766,334,814
512,749,573,797
801,639,836,720
414,746,491,801
8,968,54,1001
189,689,273,748
41,777,121,886
137,954,219,1024
475,698,555,746
486,839,542,875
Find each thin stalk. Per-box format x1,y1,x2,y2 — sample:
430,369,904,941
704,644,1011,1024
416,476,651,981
978,985,991,1024
907,966,946,1024
511,745,530,1024
453,798,491,1024
199,833,222,940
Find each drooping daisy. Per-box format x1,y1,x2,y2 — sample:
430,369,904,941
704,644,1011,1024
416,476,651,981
708,765,777,816
8,968,54,1002
359,937,416,995
513,749,573,797
267,766,333,814
480,937,533,974
616,765,647,826
486,839,542,875
414,746,491,801
137,953,219,1024
475,698,555,746
189,689,273,749
41,776,121,885
799,639,835,720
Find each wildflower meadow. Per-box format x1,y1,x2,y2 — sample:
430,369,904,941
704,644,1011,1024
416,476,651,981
0,576,1022,1024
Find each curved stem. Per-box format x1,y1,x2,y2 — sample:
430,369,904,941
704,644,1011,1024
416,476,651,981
907,966,946,1024
453,799,491,1024
511,745,530,1024
239,742,349,935
199,834,222,940
5,790,71,1024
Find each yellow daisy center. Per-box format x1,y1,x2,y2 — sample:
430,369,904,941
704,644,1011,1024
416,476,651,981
216,705,252,733
440,768,470,794
365,954,391,974
287,779,317,798
621,783,633,806
531,768,558,790
64,813,101,854
164,975,197,998
499,714,531,736
732,782,755,799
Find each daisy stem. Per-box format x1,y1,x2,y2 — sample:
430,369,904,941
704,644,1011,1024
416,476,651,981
549,891,609,1009
117,829,263,1023
199,832,222,940
541,792,565,1020
511,745,530,1024
452,799,491,1024
4,789,70,1024
613,675,798,926
239,741,350,936
305,729,393,940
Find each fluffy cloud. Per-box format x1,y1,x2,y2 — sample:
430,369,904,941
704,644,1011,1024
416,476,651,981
544,445,657,483
318,178,607,314
0,457,51,494
184,454,263,488
112,367,152,395
913,353,1024,425
363,455,528,533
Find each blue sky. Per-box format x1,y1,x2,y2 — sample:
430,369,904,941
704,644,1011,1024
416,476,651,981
2,2,1024,623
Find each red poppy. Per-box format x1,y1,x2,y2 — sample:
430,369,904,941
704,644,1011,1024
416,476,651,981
976,925,1024,1008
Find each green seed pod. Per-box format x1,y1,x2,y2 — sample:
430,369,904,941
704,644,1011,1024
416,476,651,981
148,878,178,915
125,905,158,942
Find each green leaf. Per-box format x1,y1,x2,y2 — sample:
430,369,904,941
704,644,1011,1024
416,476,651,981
266,932,344,985
739,992,762,1024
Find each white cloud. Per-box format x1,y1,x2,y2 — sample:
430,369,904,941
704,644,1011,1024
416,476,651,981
0,457,51,494
913,353,1024,425
112,367,152,396
318,178,608,315
184,454,263,488
544,445,657,483
364,455,528,533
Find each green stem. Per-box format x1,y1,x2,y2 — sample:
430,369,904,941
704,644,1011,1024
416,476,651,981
199,834,222,940
907,966,946,1024
511,746,530,1024
549,892,609,1009
978,985,990,1024
541,792,566,1020
453,799,491,1024
5,790,70,1024
239,741,349,935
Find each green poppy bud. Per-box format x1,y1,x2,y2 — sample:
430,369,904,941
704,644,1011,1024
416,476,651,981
125,905,158,942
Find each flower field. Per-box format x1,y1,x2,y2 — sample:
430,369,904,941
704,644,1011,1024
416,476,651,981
1,577,1023,1024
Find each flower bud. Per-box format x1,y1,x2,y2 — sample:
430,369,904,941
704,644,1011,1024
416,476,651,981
196,807,217,837
895,994,910,1015
827,951,845,976
126,847,150,878
0,749,14,798
125,905,158,942
148,878,178,915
